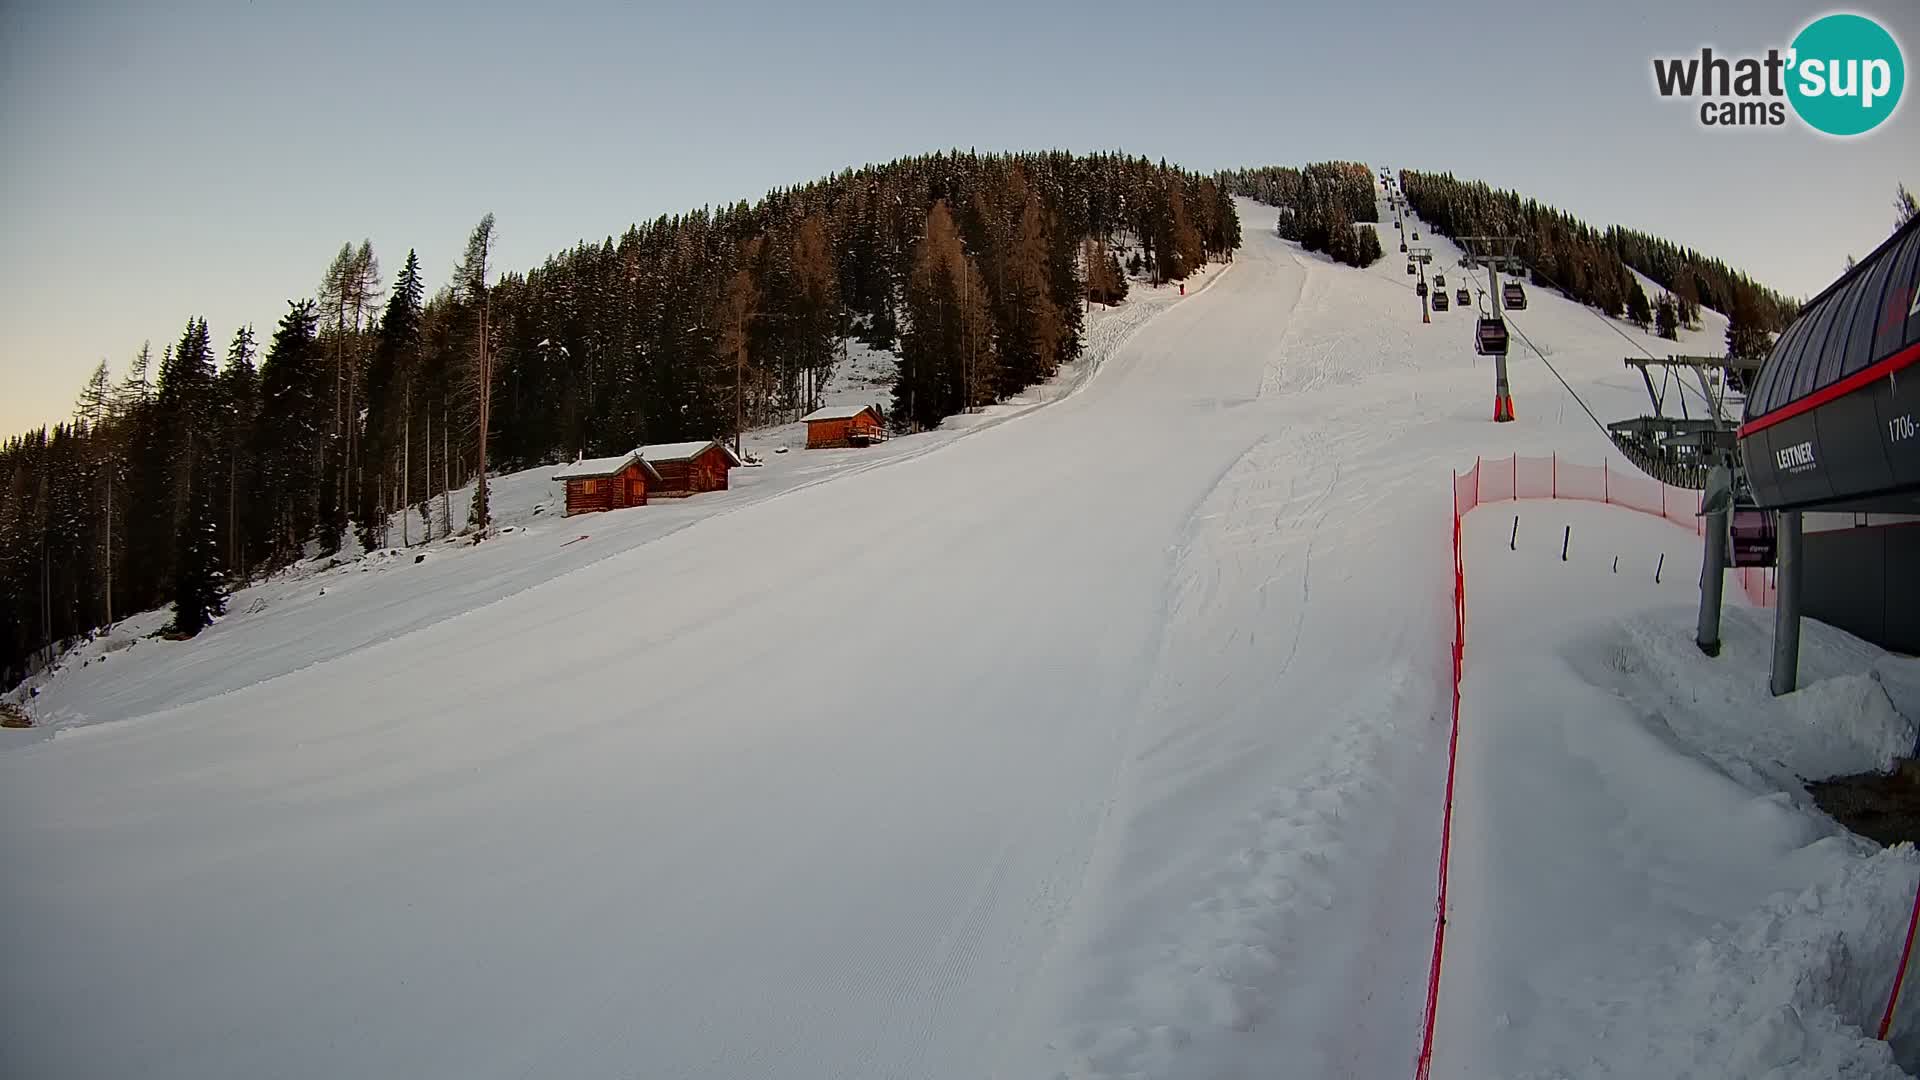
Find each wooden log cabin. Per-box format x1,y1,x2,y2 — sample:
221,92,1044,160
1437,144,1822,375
640,440,743,497
801,404,886,449
553,451,660,516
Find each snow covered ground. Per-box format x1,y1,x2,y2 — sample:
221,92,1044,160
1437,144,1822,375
3,190,1908,1080
4,266,1218,738
1441,499,1920,1079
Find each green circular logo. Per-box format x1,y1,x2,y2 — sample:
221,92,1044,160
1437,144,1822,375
1787,13,1904,136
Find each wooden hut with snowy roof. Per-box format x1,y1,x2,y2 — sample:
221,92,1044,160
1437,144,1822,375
801,403,886,449
640,440,743,497
553,451,661,516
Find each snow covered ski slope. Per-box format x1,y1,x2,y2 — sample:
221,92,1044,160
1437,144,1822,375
0,193,1824,1080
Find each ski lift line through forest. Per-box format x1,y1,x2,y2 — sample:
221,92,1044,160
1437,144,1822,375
1500,245,1720,418
1445,222,1684,446
1406,160,1718,415
1379,214,1609,435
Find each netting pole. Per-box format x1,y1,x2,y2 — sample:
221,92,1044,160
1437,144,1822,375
1603,460,1609,503
1551,452,1557,499
1420,470,1468,1080
1512,454,1517,497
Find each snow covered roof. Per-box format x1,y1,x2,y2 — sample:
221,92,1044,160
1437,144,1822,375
641,440,743,466
801,403,880,423
552,452,659,481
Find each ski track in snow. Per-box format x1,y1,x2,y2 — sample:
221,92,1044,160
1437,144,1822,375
0,195,1772,1080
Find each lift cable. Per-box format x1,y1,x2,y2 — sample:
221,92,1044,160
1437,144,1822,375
1401,185,1722,417
1384,195,1647,439
1504,313,1611,439
1515,260,1722,418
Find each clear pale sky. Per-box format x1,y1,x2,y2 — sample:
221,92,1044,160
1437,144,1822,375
3,0,1917,435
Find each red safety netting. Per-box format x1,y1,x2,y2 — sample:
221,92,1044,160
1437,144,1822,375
1420,472,1468,1080
1736,566,1778,608
1452,454,1776,608
1422,451,1777,1078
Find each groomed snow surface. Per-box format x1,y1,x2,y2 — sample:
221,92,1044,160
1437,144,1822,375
3,193,1917,1079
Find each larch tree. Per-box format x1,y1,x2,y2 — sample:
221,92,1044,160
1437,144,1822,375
118,341,153,412
75,360,119,625
897,200,996,430
790,215,839,415
714,235,765,454
456,214,497,537
316,241,382,551
996,189,1065,397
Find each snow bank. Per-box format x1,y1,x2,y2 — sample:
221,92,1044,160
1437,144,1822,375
1567,612,1916,797
1786,676,1915,778
1598,846,1920,1080
1442,498,1920,1079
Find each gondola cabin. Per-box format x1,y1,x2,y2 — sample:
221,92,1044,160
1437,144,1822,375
554,451,660,517
1456,287,1471,306
1416,280,1428,298
1729,507,1776,567
1431,290,1449,311
641,440,743,497
1476,317,1510,356
1503,281,1528,310
801,403,887,449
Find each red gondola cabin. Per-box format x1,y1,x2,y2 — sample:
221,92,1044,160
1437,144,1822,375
641,440,743,497
554,451,660,517
801,404,886,449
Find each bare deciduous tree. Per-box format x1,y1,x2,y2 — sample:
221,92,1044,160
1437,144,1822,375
456,214,496,537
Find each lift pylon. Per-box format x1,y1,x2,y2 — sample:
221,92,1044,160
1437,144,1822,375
1408,245,1434,324
1459,235,1521,422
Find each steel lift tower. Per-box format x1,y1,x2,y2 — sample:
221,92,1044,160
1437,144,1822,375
1459,236,1522,422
